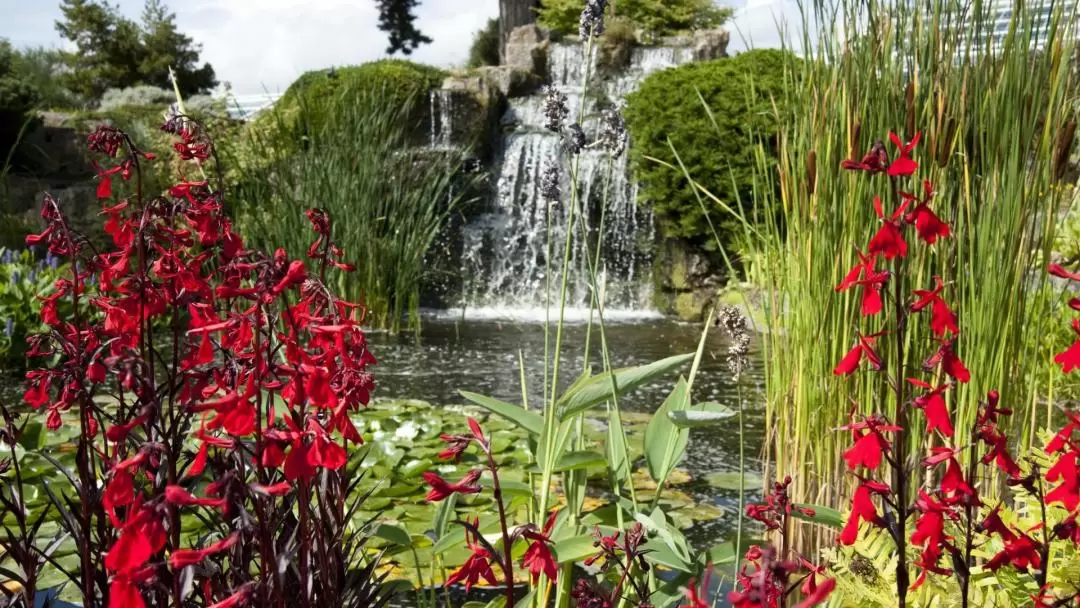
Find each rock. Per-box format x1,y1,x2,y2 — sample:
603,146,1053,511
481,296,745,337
474,66,543,98
504,24,550,79
652,239,724,321
691,29,730,61
437,74,505,161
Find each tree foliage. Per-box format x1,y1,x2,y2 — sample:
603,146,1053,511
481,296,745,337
375,0,432,55
54,0,216,102
624,49,798,251
536,0,731,38
0,39,42,166
467,18,501,68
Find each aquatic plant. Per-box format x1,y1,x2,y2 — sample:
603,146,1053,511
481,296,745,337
0,248,71,370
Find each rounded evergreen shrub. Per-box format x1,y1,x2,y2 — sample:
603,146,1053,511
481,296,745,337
537,0,730,38
468,18,501,68
624,48,799,252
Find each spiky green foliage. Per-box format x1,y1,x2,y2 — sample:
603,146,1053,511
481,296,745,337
728,0,1079,527
221,83,479,332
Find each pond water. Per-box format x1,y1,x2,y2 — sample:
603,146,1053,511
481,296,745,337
367,312,767,549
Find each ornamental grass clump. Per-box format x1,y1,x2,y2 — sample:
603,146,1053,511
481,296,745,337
2,111,390,608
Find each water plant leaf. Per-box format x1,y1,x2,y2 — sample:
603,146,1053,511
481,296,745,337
701,541,737,565
553,533,602,564
667,403,737,427
431,515,501,555
702,471,764,491
788,503,844,529
374,523,413,547
557,352,694,420
432,492,458,540
644,377,690,484
459,391,544,436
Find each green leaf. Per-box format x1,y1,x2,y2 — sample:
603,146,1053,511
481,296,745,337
668,403,737,427
478,477,532,497
789,503,844,529
553,534,601,564
642,537,693,571
433,493,458,539
701,541,737,565
702,471,764,491
373,523,413,547
644,377,690,484
548,450,606,472
17,421,46,450
459,391,544,436
557,352,694,420
431,515,501,555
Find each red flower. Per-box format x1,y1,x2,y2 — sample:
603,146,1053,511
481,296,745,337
907,378,954,437
836,250,888,316
1046,411,1080,454
841,139,889,174
250,482,293,496
839,483,886,545
867,196,910,259
164,485,227,510
986,530,1042,571
901,180,950,244
1045,448,1079,511
834,331,884,376
446,521,499,591
796,559,836,608
207,583,254,608
911,276,959,337
924,339,970,383
521,510,558,583
1049,263,1080,281
886,131,920,177
840,416,899,471
683,566,714,608
1054,319,1080,373
423,469,483,502
169,534,238,569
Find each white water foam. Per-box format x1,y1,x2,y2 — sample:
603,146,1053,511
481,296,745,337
424,306,665,324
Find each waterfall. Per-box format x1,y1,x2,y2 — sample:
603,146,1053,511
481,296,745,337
428,89,455,150
456,41,691,317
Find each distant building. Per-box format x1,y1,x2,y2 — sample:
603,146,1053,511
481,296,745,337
955,0,1076,54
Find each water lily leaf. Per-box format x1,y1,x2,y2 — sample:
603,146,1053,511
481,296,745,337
557,352,694,420
374,523,413,547
702,471,763,491
397,458,433,478
701,542,736,565
789,503,844,529
644,378,690,485
667,403,737,427
459,391,544,436
478,477,532,497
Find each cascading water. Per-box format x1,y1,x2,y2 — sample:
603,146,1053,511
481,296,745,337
456,42,694,319
428,89,455,150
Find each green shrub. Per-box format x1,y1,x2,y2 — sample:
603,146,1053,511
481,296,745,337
1,40,42,170
98,84,173,110
624,48,798,252
275,60,445,136
536,0,730,38
468,18,501,68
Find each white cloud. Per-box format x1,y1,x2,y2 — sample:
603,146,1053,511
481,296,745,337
726,0,810,53
179,0,497,95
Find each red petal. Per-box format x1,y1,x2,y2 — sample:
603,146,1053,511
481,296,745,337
887,157,918,177
97,175,113,199
833,345,863,376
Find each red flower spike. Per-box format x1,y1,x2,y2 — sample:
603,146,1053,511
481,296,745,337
169,534,238,570
250,482,293,496
521,510,559,583
446,520,499,591
887,131,920,177
834,331,885,376
911,277,959,337
836,250,888,316
901,180,950,244
867,196,910,259
423,469,483,502
841,140,890,174
1049,263,1080,282
839,483,885,545
924,339,970,383
907,378,954,437
1054,319,1080,373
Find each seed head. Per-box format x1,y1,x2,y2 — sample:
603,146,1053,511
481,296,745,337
542,86,570,132
541,160,561,202
580,0,609,39
717,305,751,378
565,123,586,155
598,106,628,156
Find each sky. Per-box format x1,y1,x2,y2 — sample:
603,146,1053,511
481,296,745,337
0,0,803,96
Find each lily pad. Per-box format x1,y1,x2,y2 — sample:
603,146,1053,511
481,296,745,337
702,471,763,491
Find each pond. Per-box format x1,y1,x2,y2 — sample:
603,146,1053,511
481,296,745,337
366,312,767,548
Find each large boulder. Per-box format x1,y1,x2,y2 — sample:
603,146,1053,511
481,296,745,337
504,24,550,79
474,65,543,98
437,74,505,161
692,29,730,61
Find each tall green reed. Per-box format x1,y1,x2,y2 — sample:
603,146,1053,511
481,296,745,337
731,0,1078,536
220,85,478,333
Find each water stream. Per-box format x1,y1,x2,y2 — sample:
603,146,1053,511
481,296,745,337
444,43,696,316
